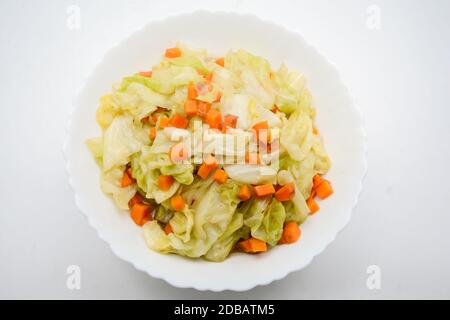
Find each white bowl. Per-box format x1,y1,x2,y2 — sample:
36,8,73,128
64,10,367,291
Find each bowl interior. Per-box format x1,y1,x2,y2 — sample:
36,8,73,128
66,11,366,291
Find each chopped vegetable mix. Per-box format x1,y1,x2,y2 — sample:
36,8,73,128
86,43,332,261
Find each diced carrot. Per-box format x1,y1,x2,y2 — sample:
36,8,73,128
205,108,222,129
158,116,170,128
149,126,156,140
245,152,261,165
253,183,275,197
257,129,271,145
315,180,334,199
239,185,252,201
197,155,218,179
164,223,173,235
215,57,224,67
313,174,322,189
126,167,133,176
169,143,189,163
139,71,152,77
252,121,269,143
184,100,198,117
313,127,318,135
204,154,218,167
187,82,198,100
121,168,134,187
274,183,295,202
165,47,182,58
222,114,238,133
222,126,230,134
278,222,301,244
238,240,250,251
170,113,189,129
197,163,213,179
197,101,211,118
252,121,269,131
128,192,143,208
141,216,151,225
196,69,207,77
274,184,283,192
306,196,320,214
238,238,267,253
213,169,228,184
158,175,174,191
204,72,213,82
213,91,222,103
130,203,152,226
151,107,166,124
171,195,185,211
224,114,238,129
271,105,279,113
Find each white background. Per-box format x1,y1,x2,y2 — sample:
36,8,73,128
1,0,449,299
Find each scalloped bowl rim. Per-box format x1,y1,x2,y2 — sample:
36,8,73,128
63,10,367,292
